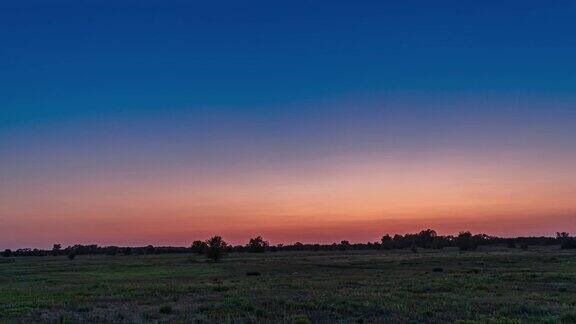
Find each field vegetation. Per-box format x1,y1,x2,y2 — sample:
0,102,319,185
2,245,576,323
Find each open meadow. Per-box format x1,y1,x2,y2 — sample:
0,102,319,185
2,246,576,323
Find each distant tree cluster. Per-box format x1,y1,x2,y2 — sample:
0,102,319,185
247,236,269,253
2,244,191,258
557,232,576,249
3,229,575,260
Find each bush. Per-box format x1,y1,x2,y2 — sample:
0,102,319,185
68,252,76,260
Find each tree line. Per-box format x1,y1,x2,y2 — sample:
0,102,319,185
3,230,576,261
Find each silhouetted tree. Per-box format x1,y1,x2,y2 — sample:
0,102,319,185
5,228,576,257
557,232,576,249
381,235,393,250
67,251,76,260
206,236,228,262
51,244,61,256
191,240,208,254
247,236,269,253
2,249,12,257
456,231,476,251
392,234,404,249
472,234,491,247
417,229,437,248
293,242,304,251
339,240,350,251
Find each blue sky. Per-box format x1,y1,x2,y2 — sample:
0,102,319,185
2,1,575,124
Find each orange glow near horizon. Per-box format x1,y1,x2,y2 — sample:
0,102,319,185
2,150,575,249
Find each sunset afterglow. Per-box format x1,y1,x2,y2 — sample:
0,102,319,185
1,1,576,249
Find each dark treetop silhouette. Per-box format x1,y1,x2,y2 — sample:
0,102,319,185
3,230,575,260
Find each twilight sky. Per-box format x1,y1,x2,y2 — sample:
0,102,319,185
1,1,576,248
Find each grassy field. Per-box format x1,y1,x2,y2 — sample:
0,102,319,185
1,246,576,323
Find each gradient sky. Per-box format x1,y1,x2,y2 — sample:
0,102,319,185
1,1,576,249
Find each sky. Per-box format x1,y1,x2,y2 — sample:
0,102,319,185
1,1,576,249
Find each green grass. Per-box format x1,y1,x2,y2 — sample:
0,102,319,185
1,247,576,322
